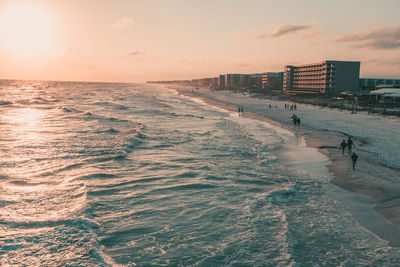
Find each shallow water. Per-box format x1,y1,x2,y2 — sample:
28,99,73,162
0,80,399,266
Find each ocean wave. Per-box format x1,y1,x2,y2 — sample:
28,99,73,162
3,81,399,265
172,171,200,179
93,101,130,110
60,106,82,113
35,163,85,177
94,128,120,134
267,183,297,202
0,217,99,229
151,182,217,192
0,217,107,266
79,173,120,180
102,176,165,188
0,100,13,106
170,112,205,119
88,153,128,163
82,112,132,124
88,187,127,196
31,96,61,104
0,183,88,225
100,225,159,247
121,136,144,153
136,108,205,120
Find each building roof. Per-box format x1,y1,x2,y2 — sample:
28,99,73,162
370,88,400,98
340,91,371,96
286,60,360,68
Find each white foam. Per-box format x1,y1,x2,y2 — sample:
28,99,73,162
228,112,331,182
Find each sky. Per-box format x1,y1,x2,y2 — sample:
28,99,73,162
0,0,399,83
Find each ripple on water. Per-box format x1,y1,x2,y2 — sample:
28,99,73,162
1,81,400,265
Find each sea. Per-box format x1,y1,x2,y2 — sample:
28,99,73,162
0,80,399,266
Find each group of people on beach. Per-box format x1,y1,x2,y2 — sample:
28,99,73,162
285,104,297,110
339,136,359,170
291,114,301,127
238,106,244,113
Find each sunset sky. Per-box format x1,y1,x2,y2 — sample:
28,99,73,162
0,0,399,83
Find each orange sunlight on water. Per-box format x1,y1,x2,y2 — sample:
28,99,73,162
5,108,46,142
1,105,49,178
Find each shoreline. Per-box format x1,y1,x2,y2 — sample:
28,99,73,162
176,87,400,247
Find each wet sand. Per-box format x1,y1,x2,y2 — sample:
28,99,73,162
177,88,400,247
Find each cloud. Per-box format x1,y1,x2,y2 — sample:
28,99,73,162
301,30,324,39
271,23,315,37
112,16,133,29
357,39,400,49
334,24,400,49
250,33,268,40
234,23,318,40
364,57,400,66
128,50,145,56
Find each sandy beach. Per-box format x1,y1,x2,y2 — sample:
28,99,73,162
176,87,400,247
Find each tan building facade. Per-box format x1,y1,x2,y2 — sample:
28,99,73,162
283,60,360,95
261,72,283,91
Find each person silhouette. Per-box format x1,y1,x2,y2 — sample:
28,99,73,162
339,139,347,155
347,137,354,154
291,114,297,127
351,152,358,170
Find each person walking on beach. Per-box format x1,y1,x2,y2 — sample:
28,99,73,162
351,152,358,170
347,137,354,154
291,114,297,127
296,117,301,127
339,139,347,155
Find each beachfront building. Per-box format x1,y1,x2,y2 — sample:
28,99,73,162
219,75,226,88
190,77,219,88
147,77,218,88
359,78,400,90
262,72,283,92
147,80,191,85
283,60,360,95
225,74,252,89
251,73,264,89
370,87,400,103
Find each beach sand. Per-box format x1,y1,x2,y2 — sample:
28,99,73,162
176,87,400,247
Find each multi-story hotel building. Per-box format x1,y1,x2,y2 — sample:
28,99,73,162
190,77,219,88
225,74,252,89
283,60,360,95
261,72,283,91
219,75,226,88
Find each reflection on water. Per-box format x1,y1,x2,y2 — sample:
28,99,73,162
3,108,46,140
0,81,107,265
0,80,399,266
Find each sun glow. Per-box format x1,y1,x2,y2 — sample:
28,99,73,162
0,2,56,61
